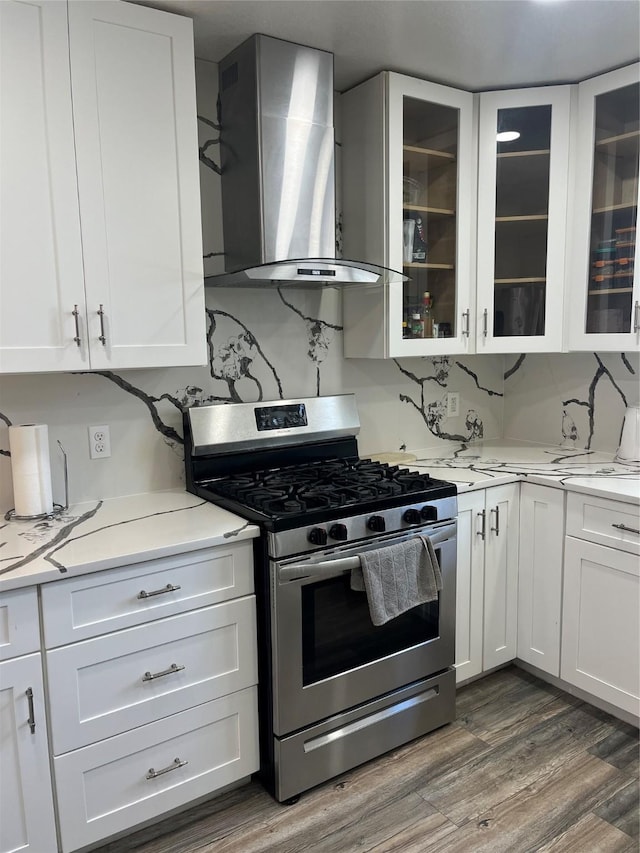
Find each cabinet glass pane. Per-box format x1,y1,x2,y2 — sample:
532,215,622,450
493,105,551,337
402,97,458,341
585,82,638,335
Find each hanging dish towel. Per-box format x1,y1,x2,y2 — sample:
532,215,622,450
351,536,442,626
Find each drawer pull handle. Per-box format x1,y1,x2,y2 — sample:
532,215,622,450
26,687,36,734
138,583,181,599
490,506,500,536
142,663,185,682
146,757,188,780
476,509,486,540
612,522,640,535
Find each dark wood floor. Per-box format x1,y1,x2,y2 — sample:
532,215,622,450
95,666,639,853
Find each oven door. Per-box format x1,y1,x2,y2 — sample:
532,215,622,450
271,520,456,737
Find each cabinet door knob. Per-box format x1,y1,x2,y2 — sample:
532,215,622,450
490,505,500,536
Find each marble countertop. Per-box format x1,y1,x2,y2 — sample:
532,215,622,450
397,439,640,504
2,441,638,593
0,490,259,593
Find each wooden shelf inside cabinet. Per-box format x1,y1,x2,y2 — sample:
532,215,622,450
497,149,551,159
403,145,456,169
494,277,546,286
588,287,634,296
592,202,637,214
404,262,455,270
595,129,640,157
495,214,549,222
404,203,455,217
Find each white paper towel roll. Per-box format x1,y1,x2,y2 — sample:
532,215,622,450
8,424,54,517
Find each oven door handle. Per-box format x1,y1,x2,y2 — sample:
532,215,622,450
278,520,456,582
279,555,361,581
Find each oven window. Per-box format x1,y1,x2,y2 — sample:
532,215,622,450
301,570,440,686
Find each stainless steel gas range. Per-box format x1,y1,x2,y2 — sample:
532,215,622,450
183,394,457,803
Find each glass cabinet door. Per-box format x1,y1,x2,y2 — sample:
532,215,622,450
585,82,639,336
387,74,474,356
476,87,571,352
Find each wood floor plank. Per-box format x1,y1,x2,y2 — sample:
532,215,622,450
588,725,640,777
593,778,640,840
418,702,626,825
456,668,577,747
536,813,637,853
366,811,458,853
415,751,627,853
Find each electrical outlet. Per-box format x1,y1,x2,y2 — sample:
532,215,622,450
88,425,111,459
446,392,460,418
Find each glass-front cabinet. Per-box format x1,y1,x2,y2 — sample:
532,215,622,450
570,64,640,350
342,72,474,358
476,86,572,352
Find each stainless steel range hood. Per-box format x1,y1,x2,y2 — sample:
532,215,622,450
206,34,405,289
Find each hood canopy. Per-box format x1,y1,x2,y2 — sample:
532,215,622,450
208,34,406,289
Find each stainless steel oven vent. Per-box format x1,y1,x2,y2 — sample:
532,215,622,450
207,34,405,289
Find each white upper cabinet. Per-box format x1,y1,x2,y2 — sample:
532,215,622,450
0,0,87,373
569,63,639,352
476,86,572,353
0,0,206,374
342,72,476,358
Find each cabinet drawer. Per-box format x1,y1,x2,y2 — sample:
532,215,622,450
42,542,254,647
47,595,257,754
566,493,640,555
0,587,40,660
53,686,259,852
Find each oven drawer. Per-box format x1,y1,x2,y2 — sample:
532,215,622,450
53,687,259,852
566,493,640,555
273,668,455,802
0,587,40,661
46,596,257,753
41,542,254,647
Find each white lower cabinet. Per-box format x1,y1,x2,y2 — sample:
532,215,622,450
561,495,640,717
53,689,258,852
0,589,57,853
41,542,259,852
455,483,519,682
517,484,565,676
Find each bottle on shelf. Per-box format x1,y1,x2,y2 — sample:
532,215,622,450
411,312,424,338
421,291,434,338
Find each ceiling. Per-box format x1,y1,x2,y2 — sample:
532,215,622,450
128,0,640,92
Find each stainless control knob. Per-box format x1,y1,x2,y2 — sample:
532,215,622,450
367,515,386,533
403,509,421,525
308,527,327,546
329,523,348,541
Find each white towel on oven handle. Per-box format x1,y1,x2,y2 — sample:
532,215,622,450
350,535,442,626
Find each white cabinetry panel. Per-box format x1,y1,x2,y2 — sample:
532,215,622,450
0,587,40,662
68,0,205,370
561,537,639,716
0,654,57,853
517,484,565,676
454,490,485,682
566,492,640,555
0,0,87,373
54,688,259,852
47,596,257,753
42,542,254,647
